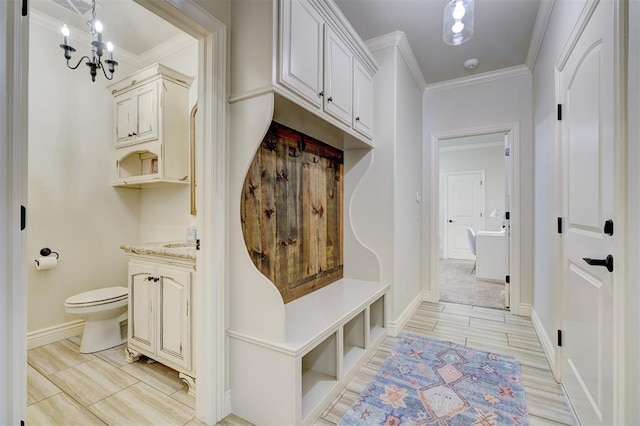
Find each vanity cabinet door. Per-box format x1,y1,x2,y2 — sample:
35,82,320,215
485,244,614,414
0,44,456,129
157,266,191,370
280,0,324,107
128,262,156,353
324,27,353,125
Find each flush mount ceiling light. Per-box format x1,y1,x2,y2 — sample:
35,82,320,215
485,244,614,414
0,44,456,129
59,0,118,82
443,0,474,46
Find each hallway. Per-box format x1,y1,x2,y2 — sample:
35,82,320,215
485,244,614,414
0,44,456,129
318,301,576,425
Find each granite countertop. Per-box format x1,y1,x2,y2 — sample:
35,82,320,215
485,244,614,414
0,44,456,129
121,241,197,260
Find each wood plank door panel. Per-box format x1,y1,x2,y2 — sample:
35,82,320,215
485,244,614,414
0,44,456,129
241,122,343,303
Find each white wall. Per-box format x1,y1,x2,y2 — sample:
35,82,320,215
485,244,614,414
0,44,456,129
137,42,198,242
351,32,424,324
439,144,505,257
424,73,533,304
27,19,198,333
531,0,585,354
27,21,140,332
393,45,423,319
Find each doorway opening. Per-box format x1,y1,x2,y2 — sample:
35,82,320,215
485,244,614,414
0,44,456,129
429,122,521,314
8,0,227,423
438,135,506,309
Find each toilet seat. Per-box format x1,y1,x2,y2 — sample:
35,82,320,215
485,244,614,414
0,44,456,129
65,286,128,308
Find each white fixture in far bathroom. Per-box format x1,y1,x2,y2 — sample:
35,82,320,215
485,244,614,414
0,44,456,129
64,286,128,353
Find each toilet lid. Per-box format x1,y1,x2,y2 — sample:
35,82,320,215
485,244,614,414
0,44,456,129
65,286,128,306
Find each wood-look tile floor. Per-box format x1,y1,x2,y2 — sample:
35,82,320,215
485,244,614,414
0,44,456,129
27,336,252,426
316,302,579,426
28,302,577,425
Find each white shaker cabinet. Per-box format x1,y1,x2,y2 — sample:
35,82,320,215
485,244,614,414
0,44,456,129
280,0,324,107
353,61,374,138
324,27,353,125
125,254,196,395
276,0,376,143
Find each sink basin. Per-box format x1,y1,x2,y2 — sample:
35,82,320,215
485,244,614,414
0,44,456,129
162,242,196,249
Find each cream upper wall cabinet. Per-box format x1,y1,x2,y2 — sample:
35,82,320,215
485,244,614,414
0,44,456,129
324,27,353,125
280,0,324,107
114,83,159,146
353,61,374,138
109,64,193,187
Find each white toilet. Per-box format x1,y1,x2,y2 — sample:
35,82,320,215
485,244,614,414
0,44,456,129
64,286,128,354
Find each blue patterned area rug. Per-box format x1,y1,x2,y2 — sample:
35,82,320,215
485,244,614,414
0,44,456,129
339,333,529,425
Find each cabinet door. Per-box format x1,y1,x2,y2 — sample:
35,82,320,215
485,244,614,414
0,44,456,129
115,94,134,146
134,83,159,144
353,62,374,138
324,28,353,125
157,266,191,370
129,263,155,352
280,0,324,107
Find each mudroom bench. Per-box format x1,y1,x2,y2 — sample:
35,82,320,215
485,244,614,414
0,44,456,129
228,278,389,425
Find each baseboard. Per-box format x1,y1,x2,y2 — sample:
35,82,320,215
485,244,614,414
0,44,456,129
530,307,557,374
422,290,433,302
27,319,85,350
224,389,232,417
518,303,532,317
387,292,422,337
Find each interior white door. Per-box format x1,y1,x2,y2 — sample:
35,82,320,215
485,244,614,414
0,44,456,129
445,171,484,260
503,133,511,308
559,1,615,424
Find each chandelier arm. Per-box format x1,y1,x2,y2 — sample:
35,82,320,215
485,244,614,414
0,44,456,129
100,61,114,80
66,56,92,70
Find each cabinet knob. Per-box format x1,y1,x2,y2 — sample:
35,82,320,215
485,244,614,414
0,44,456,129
327,96,333,103
355,116,360,122
132,132,137,136
128,133,132,137
318,91,324,98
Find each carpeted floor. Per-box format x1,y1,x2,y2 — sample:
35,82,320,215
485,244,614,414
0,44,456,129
439,258,506,310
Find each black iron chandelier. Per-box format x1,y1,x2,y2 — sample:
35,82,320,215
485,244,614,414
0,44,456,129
59,0,118,82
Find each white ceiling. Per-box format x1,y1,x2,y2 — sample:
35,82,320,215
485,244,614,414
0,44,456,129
33,0,543,86
334,0,542,85
30,0,187,55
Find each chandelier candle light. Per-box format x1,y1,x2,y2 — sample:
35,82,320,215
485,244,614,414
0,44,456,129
59,0,118,82
443,0,474,46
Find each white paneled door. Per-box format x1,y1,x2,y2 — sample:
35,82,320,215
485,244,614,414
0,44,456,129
445,171,484,260
559,0,616,424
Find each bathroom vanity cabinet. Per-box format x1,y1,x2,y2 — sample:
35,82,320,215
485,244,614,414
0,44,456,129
109,64,193,187
121,244,196,395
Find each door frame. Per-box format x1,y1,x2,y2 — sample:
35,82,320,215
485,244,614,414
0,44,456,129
442,170,486,260
429,122,521,314
1,2,28,423
553,0,627,420
2,0,229,423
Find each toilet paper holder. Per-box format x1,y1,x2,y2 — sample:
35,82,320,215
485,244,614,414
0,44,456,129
35,247,59,266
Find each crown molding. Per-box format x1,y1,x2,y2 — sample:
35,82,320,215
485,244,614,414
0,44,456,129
137,33,197,65
526,0,556,71
425,64,531,93
366,31,427,91
30,9,140,66
29,9,196,69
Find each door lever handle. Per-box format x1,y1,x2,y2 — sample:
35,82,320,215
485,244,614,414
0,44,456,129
582,255,614,272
